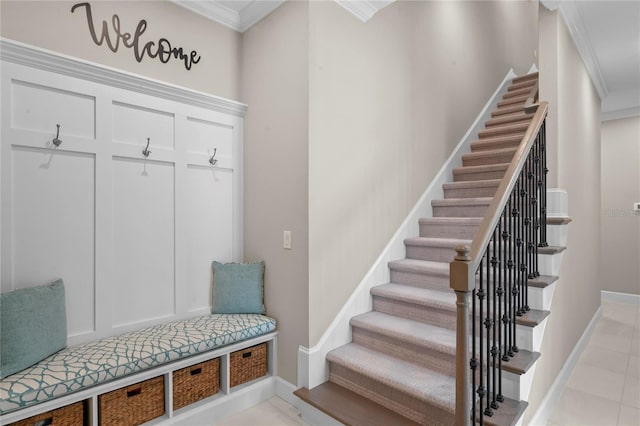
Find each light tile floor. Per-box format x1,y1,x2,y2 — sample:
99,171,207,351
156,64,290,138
213,396,307,426
547,300,640,426
213,301,640,426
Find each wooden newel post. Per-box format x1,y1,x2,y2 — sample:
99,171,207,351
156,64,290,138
450,245,474,426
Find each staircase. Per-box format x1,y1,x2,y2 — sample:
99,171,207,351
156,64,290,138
296,73,566,425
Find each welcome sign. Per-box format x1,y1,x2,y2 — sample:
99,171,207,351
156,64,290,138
71,2,201,71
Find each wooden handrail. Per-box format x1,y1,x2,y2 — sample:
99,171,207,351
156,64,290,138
465,101,548,274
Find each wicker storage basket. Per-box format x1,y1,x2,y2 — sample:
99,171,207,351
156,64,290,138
9,400,85,426
172,357,220,410
230,343,268,387
98,376,164,426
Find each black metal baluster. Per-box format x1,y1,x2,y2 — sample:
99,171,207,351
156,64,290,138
518,170,527,316
511,187,520,354
484,248,494,417
478,257,486,423
472,282,478,425
503,198,513,361
490,229,499,411
533,134,541,277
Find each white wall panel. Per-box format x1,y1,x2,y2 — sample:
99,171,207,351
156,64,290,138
112,157,175,327
185,116,233,166
11,80,95,140
2,50,243,343
112,102,175,150
10,146,95,336
184,166,234,312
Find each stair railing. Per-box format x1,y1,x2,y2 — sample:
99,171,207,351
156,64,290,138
450,96,548,425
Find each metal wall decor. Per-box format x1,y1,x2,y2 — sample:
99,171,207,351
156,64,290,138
71,2,201,71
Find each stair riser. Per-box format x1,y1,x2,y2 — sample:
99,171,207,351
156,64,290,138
419,222,479,239
478,124,529,139
497,96,528,108
443,184,500,199
508,80,536,92
453,169,506,182
485,111,532,127
329,364,454,426
432,204,489,217
463,152,515,167
389,269,449,291
405,244,458,263
351,328,456,376
373,297,455,330
503,87,533,99
471,139,521,152
492,105,526,117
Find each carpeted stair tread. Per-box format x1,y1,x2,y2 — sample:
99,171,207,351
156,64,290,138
419,217,482,239
516,309,550,327
538,245,566,255
547,216,572,225
389,258,450,276
508,79,537,92
351,311,456,355
371,283,455,311
486,112,533,127
294,382,421,426
512,72,538,84
492,104,527,117
478,122,530,139
528,275,559,288
432,197,493,207
497,95,529,108
327,343,456,414
432,197,493,218
443,179,501,199
501,349,540,375
470,134,524,151
462,148,518,167
502,86,535,99
453,163,509,182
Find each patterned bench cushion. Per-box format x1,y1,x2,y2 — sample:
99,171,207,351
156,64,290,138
0,314,276,414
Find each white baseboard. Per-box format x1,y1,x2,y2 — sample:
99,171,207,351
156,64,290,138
601,290,640,305
297,67,519,390
528,305,602,425
274,376,300,408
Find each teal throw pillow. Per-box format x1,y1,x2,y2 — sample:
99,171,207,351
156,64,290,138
0,279,67,378
212,261,265,314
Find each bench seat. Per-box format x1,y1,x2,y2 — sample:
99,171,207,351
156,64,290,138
0,313,276,414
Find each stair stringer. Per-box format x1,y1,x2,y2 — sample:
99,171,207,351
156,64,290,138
296,69,518,390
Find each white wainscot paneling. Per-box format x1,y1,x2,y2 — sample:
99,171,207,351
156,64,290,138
185,117,233,168
112,101,175,150
11,146,96,337
11,80,96,140
112,157,175,327
184,166,234,312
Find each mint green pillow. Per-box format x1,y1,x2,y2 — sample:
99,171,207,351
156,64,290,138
212,261,265,314
0,279,67,378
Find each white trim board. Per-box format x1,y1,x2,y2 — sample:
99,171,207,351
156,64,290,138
297,67,519,389
601,290,640,305
528,305,602,425
0,38,247,117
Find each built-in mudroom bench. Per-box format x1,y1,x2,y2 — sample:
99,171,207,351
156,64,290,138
0,39,275,425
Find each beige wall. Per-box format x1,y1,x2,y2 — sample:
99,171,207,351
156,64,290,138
601,116,640,295
240,1,310,384
307,0,538,345
0,1,241,99
526,7,603,422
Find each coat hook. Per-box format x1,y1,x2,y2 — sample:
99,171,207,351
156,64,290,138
142,138,152,158
52,124,62,147
209,148,218,166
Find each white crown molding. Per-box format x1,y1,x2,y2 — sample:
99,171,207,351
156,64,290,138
601,106,640,122
541,0,608,101
171,1,284,33
0,38,247,116
335,0,395,23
